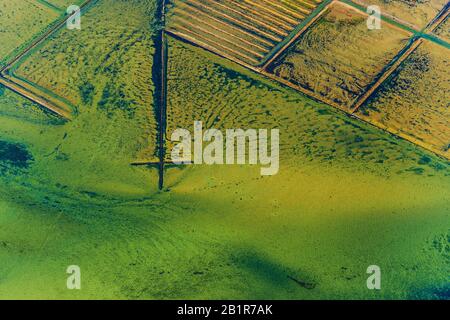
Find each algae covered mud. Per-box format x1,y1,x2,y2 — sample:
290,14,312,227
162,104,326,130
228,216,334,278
0,0,449,300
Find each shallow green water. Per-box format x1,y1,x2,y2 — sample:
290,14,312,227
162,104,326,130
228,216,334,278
0,37,449,300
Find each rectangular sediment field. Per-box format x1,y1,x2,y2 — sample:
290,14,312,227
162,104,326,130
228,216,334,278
266,1,412,111
166,0,323,66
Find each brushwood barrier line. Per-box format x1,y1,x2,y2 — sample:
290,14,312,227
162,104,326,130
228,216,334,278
159,35,168,190
154,0,168,190
424,1,450,32
4,72,76,112
1,74,73,118
0,77,71,119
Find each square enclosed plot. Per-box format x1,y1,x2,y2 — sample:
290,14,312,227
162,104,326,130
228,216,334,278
352,0,448,30
10,0,159,161
267,2,411,111
357,40,450,159
0,0,59,67
166,0,324,66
